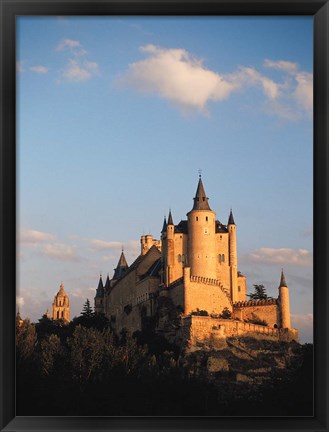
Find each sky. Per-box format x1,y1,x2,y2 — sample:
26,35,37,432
16,16,313,343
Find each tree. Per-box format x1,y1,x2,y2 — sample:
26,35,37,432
16,318,37,362
81,299,94,318
219,307,232,319
248,284,270,300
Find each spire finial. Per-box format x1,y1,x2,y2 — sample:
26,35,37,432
198,168,202,178
279,269,287,287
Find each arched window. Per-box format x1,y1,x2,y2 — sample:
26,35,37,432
57,311,59,319
222,254,225,262
196,217,198,221
61,311,64,318
206,216,208,222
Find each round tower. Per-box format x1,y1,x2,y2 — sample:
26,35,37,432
187,176,217,279
228,209,238,302
278,270,291,329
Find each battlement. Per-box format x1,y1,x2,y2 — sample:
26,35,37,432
234,298,278,308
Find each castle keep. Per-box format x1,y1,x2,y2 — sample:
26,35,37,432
95,177,298,346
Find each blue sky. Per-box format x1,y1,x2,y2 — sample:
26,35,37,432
17,16,313,342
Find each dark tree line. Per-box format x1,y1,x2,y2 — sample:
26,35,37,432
16,300,313,416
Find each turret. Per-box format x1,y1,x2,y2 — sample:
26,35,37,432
113,250,128,281
228,208,238,302
278,269,291,329
94,274,104,314
187,176,217,279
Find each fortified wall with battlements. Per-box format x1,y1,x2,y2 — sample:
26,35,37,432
93,177,299,347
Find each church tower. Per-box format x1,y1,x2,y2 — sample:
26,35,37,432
278,270,291,329
187,176,217,279
52,282,70,322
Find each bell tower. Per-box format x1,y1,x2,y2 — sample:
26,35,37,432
52,282,70,322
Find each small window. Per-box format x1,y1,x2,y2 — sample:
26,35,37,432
222,254,225,262
196,217,198,221
178,254,182,263
57,311,59,319
206,216,208,222
61,311,64,318
238,286,241,292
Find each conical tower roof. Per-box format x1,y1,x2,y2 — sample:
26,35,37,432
191,176,211,211
167,210,174,225
161,216,167,233
228,208,235,225
104,274,110,290
279,269,287,287
95,275,104,297
113,250,129,280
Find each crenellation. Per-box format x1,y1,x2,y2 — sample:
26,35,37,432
94,177,298,347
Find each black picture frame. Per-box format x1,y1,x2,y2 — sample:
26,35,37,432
1,1,328,431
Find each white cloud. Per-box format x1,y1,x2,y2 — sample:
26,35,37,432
117,44,237,112
294,71,313,114
19,229,56,245
60,59,93,82
16,296,25,308
56,38,81,51
117,45,312,118
244,247,312,267
29,65,49,74
56,39,99,83
90,239,122,250
39,242,80,261
264,59,299,74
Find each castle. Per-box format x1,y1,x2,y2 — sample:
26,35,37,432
93,177,298,347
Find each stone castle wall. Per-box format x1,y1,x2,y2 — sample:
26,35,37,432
233,299,279,328
183,268,232,315
181,316,285,348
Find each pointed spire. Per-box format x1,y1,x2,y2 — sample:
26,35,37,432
95,274,104,297
97,274,103,290
228,208,235,225
192,176,211,211
104,273,110,289
167,209,174,225
113,250,129,280
279,269,287,287
117,250,128,268
161,216,167,233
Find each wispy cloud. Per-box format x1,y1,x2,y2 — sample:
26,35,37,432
90,239,123,250
243,247,312,267
39,243,80,261
56,38,81,52
29,65,49,74
117,45,312,118
56,38,98,83
19,228,82,262
19,229,56,245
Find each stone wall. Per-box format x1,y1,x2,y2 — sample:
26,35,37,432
233,299,279,328
182,316,281,348
183,268,232,315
